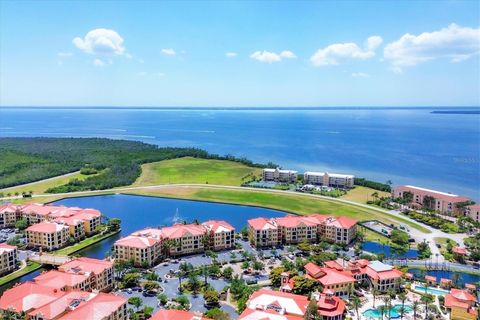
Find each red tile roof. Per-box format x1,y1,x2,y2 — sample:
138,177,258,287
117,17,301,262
394,186,470,203
0,281,65,313
452,247,468,255
27,290,93,319
34,270,89,290
316,290,345,317
239,308,301,320
246,288,308,316
276,216,318,228
0,243,17,252
161,223,207,239
248,217,277,230
465,283,476,289
305,262,355,286
151,309,211,320
324,260,344,271
114,235,159,249
59,257,113,275
27,221,69,233
425,275,437,282
203,220,235,233
445,289,476,311
57,292,126,320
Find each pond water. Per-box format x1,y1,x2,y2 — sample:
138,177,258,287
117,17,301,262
408,268,480,287
1,194,286,292
362,241,419,259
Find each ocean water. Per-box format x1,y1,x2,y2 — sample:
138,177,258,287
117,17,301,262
0,107,479,199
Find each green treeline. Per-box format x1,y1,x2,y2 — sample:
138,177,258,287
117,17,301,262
354,177,391,192
0,137,274,192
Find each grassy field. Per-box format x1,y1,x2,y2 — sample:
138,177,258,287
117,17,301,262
0,171,91,195
341,186,391,204
133,157,262,186
124,186,430,232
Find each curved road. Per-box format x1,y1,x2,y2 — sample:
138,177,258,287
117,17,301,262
1,183,467,261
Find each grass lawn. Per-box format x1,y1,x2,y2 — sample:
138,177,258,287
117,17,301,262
341,186,391,204
133,157,262,186
125,186,430,232
0,171,93,196
362,228,392,245
54,230,120,256
0,261,41,287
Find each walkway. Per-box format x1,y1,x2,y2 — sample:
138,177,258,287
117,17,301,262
29,253,71,266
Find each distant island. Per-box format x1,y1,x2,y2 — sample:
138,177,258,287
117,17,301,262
431,110,480,114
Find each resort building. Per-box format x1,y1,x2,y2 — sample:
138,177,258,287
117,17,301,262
20,203,60,224
114,235,161,267
312,289,346,320
160,223,209,256
304,262,355,298
114,219,235,266
262,168,298,183
364,260,403,292
0,243,17,276
0,281,128,320
58,257,114,292
26,221,70,250
304,172,355,189
0,281,65,317
444,289,477,320
151,309,211,320
0,204,18,228
464,204,480,222
239,288,308,320
392,185,471,216
202,220,235,250
34,270,91,292
247,217,280,247
54,216,85,240
248,215,357,247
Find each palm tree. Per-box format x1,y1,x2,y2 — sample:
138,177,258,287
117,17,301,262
202,264,209,286
349,296,362,320
383,295,392,320
178,262,191,291
398,292,407,320
161,239,175,257
378,305,387,320
412,300,419,319
372,288,380,308
421,294,433,319
188,274,201,294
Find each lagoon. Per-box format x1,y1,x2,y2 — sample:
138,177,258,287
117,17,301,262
362,241,419,259
408,268,480,287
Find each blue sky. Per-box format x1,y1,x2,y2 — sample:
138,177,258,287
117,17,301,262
1,1,479,107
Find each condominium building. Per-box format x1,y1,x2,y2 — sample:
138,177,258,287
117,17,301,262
304,172,355,188
58,257,114,292
160,223,209,256
247,217,280,247
248,214,357,247
465,205,480,222
202,220,235,250
392,185,470,216
20,203,60,224
114,235,161,267
34,270,91,292
26,221,70,250
57,292,127,320
364,261,403,292
304,262,355,298
444,289,477,320
0,243,17,276
54,217,85,240
114,220,235,266
0,204,18,228
49,207,102,236
262,168,298,183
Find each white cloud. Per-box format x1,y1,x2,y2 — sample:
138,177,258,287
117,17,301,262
250,50,297,63
93,58,106,67
73,28,126,56
279,50,297,59
352,72,370,78
161,48,176,56
384,23,480,72
310,36,383,66
226,52,238,57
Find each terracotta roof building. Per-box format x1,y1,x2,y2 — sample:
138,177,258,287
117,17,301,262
304,262,355,297
26,221,70,250
444,289,477,320
0,243,17,276
151,309,211,320
58,257,114,292
392,185,470,216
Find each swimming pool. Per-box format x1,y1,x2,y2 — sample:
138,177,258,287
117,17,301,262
362,305,413,319
414,285,449,296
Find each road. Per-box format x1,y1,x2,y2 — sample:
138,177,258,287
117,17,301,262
0,182,468,262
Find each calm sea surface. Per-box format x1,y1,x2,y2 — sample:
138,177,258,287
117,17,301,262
0,107,479,199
